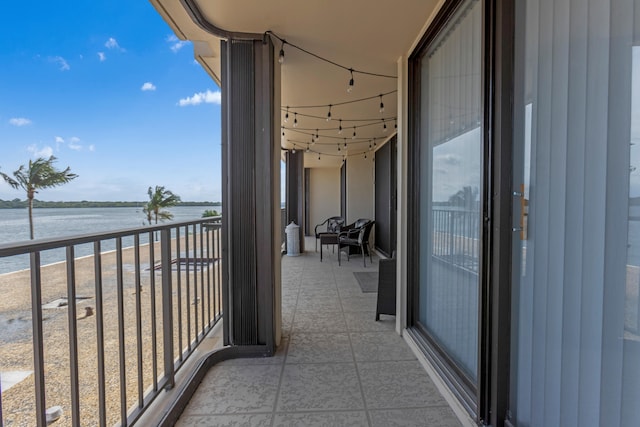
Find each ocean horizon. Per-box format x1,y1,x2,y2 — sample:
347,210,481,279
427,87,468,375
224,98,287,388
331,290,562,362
0,206,219,274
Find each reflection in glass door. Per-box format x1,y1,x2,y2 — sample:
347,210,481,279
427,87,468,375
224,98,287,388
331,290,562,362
416,0,483,382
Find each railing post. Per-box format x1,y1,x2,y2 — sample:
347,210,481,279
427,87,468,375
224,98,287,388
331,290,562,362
448,211,455,258
161,228,175,389
30,252,47,427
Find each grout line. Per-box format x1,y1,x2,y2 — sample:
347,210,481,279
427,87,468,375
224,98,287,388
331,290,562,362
339,257,373,427
269,255,303,427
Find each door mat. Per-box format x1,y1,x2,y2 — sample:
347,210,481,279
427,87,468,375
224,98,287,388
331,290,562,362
354,272,378,293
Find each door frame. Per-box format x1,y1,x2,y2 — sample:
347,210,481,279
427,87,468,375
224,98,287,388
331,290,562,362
405,0,513,424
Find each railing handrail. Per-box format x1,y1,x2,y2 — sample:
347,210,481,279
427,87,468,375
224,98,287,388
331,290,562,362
0,216,222,257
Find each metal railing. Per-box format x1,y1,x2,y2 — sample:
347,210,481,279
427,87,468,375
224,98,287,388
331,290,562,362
0,218,223,426
432,208,480,273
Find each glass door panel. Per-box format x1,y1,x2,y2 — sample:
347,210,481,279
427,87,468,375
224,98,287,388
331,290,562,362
417,0,482,381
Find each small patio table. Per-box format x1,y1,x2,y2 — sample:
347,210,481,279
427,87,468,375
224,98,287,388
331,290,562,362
319,233,339,262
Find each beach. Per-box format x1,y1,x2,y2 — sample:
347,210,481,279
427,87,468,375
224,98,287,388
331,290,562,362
0,236,221,426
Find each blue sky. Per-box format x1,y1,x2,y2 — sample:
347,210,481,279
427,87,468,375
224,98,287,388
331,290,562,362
0,1,222,202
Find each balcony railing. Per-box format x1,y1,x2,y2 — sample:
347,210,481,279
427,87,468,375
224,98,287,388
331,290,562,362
0,218,223,426
432,207,480,273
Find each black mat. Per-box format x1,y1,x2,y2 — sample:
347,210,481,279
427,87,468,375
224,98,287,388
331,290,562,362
354,272,378,293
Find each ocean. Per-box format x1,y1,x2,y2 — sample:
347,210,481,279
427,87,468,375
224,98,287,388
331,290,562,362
0,206,218,274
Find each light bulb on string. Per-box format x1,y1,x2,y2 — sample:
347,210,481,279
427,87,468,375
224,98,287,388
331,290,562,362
394,119,397,130
364,153,367,159
369,142,372,150
318,153,321,161
278,41,286,64
292,146,296,154
373,138,377,147
281,127,285,137
284,106,289,123
315,129,320,141
382,119,387,132
352,127,356,139
293,112,298,128
379,94,385,113
347,68,354,93
327,105,332,121
306,144,310,153
338,119,343,134
344,138,347,149
337,143,341,152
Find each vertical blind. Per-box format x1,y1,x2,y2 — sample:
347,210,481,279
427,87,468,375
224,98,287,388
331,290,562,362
514,0,638,425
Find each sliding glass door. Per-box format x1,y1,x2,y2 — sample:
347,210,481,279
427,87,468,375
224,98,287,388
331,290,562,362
409,0,484,411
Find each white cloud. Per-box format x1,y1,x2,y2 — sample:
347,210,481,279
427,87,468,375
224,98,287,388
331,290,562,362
27,144,54,158
68,136,82,150
9,117,32,126
178,90,221,107
141,82,156,91
98,52,106,61
166,34,189,53
55,136,65,143
105,37,124,51
51,56,70,71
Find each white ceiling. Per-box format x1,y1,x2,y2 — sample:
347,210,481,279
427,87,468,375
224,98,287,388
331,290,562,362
150,0,439,167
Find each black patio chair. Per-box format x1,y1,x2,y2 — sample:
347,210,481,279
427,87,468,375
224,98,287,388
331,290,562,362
314,216,345,251
337,220,375,267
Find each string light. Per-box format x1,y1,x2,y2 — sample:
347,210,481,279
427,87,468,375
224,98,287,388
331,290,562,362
344,138,347,149
327,105,332,121
278,40,286,64
395,119,397,130
293,112,298,128
318,153,321,161
337,143,341,152
373,138,377,147
347,68,354,93
315,129,320,140
265,31,397,80
379,94,385,113
352,127,356,139
283,90,396,110
338,119,343,134
284,107,289,122
292,146,296,154
306,144,310,153
382,119,387,132
282,127,285,137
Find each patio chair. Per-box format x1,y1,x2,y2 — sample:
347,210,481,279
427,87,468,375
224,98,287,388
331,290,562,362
337,220,375,267
314,216,345,251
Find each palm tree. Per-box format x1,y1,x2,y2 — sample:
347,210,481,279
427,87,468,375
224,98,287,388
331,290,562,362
143,185,181,225
0,156,78,239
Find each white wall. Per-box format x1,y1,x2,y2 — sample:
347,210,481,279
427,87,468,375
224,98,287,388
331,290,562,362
346,156,374,224
308,168,340,234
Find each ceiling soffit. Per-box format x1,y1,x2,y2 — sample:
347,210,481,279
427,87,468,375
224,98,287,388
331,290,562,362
155,0,439,167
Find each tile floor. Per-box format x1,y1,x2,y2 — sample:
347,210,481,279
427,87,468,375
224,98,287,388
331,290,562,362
176,238,461,426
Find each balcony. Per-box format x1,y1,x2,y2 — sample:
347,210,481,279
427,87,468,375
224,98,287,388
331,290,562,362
172,236,461,426
0,224,466,426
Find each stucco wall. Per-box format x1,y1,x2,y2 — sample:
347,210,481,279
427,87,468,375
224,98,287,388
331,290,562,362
308,167,341,235
346,156,375,224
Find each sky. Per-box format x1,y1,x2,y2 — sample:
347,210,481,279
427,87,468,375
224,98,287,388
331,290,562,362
0,1,222,202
